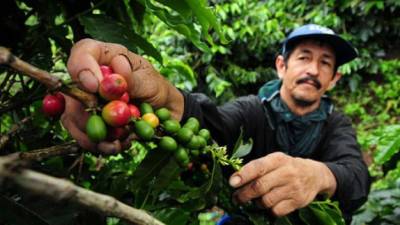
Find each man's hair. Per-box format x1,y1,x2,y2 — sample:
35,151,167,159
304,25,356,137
282,37,339,76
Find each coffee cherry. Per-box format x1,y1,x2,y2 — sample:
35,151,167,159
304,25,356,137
42,92,65,117
86,115,107,142
101,100,131,127
99,73,128,101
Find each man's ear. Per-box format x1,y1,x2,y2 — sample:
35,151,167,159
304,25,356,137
328,72,342,90
275,55,286,79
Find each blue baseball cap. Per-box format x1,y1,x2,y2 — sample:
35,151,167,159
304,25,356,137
282,24,358,66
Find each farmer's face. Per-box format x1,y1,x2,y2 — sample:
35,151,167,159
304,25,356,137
276,40,341,109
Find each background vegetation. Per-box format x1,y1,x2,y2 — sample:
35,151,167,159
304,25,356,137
0,0,399,224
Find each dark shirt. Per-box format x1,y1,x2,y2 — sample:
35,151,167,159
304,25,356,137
181,92,371,222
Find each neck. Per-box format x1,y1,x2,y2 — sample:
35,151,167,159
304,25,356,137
280,88,320,116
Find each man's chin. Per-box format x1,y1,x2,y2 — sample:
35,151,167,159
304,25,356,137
294,99,316,107
292,95,318,108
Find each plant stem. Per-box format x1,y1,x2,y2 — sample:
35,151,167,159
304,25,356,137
19,142,80,160
0,47,98,108
0,154,165,225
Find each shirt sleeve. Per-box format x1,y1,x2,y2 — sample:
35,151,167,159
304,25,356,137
316,112,371,220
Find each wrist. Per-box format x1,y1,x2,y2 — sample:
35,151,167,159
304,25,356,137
314,160,337,197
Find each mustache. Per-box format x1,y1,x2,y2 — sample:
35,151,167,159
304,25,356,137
296,76,322,90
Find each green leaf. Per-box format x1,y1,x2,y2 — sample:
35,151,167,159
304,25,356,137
152,157,181,192
375,135,400,165
274,216,293,225
231,127,253,158
231,127,245,156
155,0,192,18
161,60,197,87
309,204,338,225
79,14,163,63
128,0,146,24
142,0,210,52
183,0,229,44
181,198,207,211
177,157,222,202
129,149,172,189
298,207,316,225
232,138,253,159
299,201,345,225
43,156,64,171
316,205,345,225
205,69,232,97
156,0,231,46
153,208,191,225
245,210,270,225
351,208,376,225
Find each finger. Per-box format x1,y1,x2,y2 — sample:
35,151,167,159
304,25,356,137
110,54,134,78
61,114,96,151
233,167,288,203
109,48,166,104
63,95,89,131
110,51,153,77
229,152,288,188
259,186,292,208
67,40,103,92
110,54,145,100
98,140,122,155
67,39,134,92
133,69,165,102
121,133,139,149
114,48,153,73
61,95,95,150
271,199,297,217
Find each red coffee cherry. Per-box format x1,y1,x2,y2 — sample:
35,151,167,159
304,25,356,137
42,92,65,117
99,73,128,101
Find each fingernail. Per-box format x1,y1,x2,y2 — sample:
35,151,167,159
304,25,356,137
229,175,241,187
117,53,133,72
78,70,98,93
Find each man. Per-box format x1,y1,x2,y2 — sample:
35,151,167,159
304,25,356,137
62,24,370,222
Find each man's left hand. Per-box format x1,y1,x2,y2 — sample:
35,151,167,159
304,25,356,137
229,152,337,216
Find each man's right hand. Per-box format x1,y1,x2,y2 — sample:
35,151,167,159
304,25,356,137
61,39,184,153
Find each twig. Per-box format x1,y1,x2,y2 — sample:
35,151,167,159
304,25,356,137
19,142,81,161
0,47,98,108
0,117,31,150
68,153,84,173
1,72,17,102
0,72,12,102
0,155,165,225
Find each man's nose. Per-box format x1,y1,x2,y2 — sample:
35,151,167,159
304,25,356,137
306,60,319,76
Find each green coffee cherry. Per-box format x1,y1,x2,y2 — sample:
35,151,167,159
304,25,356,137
159,136,178,152
163,119,181,134
86,115,107,142
176,127,194,143
198,129,211,141
155,107,171,121
140,102,153,115
134,120,154,141
183,117,200,134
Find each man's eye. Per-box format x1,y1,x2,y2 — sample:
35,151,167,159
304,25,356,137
322,60,332,66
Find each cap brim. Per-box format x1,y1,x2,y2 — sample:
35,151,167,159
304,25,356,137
284,34,358,66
